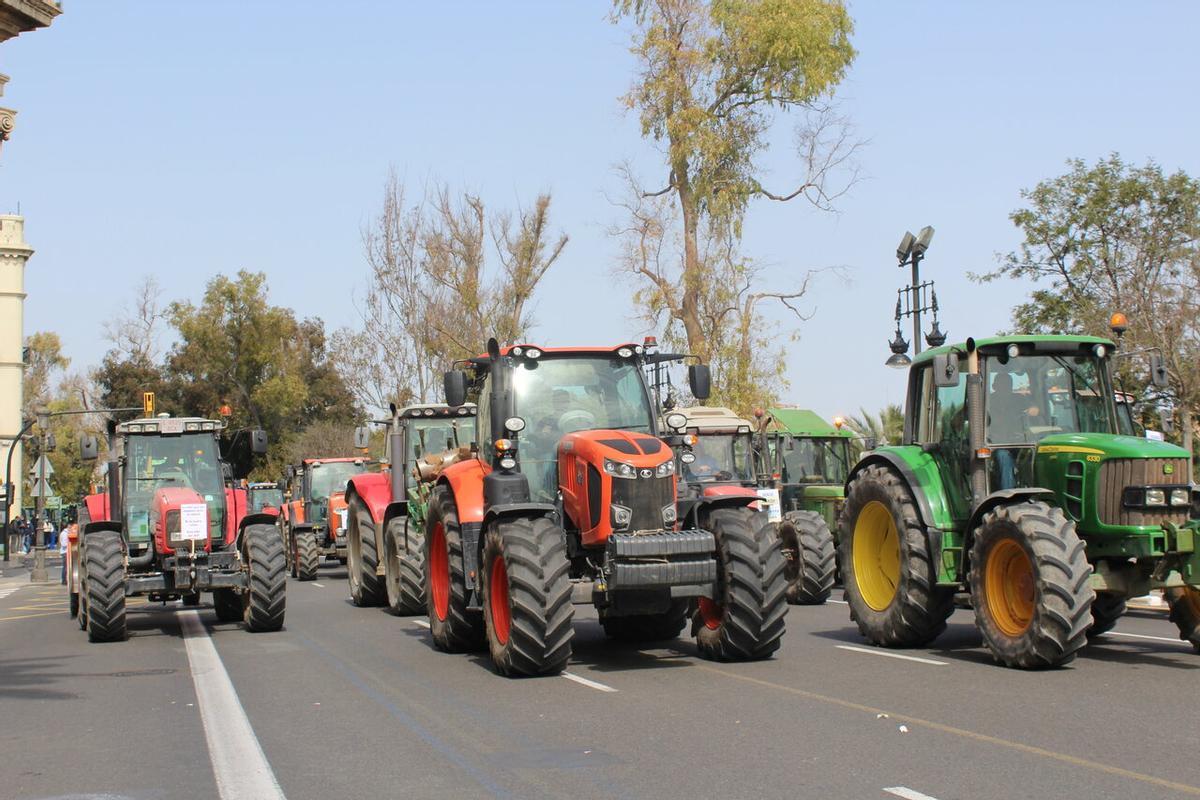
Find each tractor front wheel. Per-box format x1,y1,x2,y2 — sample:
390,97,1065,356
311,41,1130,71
694,507,787,661
84,531,127,643
480,516,574,676
1166,586,1200,653
1087,592,1127,638
295,531,319,581
213,589,242,622
347,495,386,607
243,524,286,632
840,464,954,647
384,517,425,616
968,502,1093,668
778,510,836,605
68,541,80,619
424,487,484,652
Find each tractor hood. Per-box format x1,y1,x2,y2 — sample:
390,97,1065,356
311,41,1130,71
1035,432,1191,462
559,429,673,467
153,486,211,552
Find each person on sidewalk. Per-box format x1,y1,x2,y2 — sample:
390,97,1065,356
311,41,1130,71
59,523,70,584
44,519,56,551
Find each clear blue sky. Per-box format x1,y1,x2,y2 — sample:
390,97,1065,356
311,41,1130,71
2,1,1198,421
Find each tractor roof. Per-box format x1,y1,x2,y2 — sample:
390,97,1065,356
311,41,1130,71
913,335,1115,366
118,416,223,435
300,457,367,466
396,402,477,420
247,482,278,489
670,406,753,432
766,408,851,438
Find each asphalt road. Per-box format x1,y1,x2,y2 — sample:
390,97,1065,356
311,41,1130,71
2,558,1198,800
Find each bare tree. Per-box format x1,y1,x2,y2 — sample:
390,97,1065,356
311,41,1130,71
103,275,168,362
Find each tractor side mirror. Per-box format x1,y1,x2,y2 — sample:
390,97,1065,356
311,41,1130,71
687,364,711,401
79,435,99,462
353,426,371,449
250,429,268,455
932,353,960,388
285,464,295,480
444,370,468,408
1149,353,1168,388
1160,409,1176,435
276,480,286,492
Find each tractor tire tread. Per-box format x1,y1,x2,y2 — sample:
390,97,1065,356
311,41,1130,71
84,531,126,643
295,530,319,581
244,525,287,632
780,509,836,605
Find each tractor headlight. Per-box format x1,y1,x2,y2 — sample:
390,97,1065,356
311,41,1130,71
662,504,677,525
655,459,675,477
611,504,633,529
1170,488,1191,507
604,459,637,479
665,412,687,431
504,416,526,433
680,452,696,464
1145,488,1167,507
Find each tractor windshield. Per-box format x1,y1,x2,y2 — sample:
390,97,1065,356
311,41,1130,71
248,488,282,513
408,418,473,460
782,437,850,486
682,433,754,484
308,461,367,501
124,433,226,542
985,353,1114,445
513,355,655,501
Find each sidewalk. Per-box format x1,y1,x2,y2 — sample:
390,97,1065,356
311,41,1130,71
0,551,64,583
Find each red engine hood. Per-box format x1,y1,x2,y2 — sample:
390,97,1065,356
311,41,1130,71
701,484,760,499
560,429,672,466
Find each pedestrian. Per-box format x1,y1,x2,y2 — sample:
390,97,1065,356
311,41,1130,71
59,522,71,584
44,518,56,551
21,518,32,554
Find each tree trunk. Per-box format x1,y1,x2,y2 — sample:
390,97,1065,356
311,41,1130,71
675,173,707,361
1181,404,1195,480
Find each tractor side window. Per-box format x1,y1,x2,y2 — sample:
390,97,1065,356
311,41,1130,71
914,367,936,443
933,370,967,449
475,375,492,452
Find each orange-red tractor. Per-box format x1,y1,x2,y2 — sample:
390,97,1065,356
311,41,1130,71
344,403,477,612
279,457,369,581
69,415,283,641
425,339,786,676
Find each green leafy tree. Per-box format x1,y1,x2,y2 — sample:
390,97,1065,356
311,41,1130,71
847,404,903,448
975,155,1200,457
612,0,858,410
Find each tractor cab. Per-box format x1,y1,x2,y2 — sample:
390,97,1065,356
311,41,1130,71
662,407,756,495
246,482,283,516
755,408,854,534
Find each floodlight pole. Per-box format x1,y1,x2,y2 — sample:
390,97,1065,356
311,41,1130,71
909,249,925,356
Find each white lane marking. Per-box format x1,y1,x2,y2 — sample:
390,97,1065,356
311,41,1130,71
1104,630,1193,646
562,671,618,693
180,610,287,800
828,599,848,605
412,619,431,629
0,584,27,600
836,644,947,666
311,582,325,588
884,787,941,800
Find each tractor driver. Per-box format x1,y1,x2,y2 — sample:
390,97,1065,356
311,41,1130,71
987,370,1041,490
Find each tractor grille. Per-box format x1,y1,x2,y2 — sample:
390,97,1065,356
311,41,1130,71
610,474,675,532
1097,458,1191,527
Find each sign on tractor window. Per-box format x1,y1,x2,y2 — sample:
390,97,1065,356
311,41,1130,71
179,503,208,541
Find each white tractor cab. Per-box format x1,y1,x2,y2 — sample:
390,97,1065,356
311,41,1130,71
663,406,772,509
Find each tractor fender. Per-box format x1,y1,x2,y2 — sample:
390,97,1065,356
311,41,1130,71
84,493,111,524
846,452,943,534
82,520,123,538
482,502,557,528
961,488,1056,572
436,459,487,524
235,512,283,551
380,501,410,539
347,472,392,524
681,493,758,530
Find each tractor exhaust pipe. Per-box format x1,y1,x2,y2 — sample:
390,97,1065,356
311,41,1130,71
965,338,987,507
389,431,404,503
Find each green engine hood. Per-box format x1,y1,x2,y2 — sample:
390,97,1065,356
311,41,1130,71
1035,432,1190,461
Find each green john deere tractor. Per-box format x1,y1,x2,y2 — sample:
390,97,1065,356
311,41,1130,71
755,408,852,603
840,334,1200,668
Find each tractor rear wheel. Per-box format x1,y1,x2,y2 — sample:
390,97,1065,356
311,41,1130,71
1087,592,1127,638
347,495,386,607
295,531,319,581
480,516,574,676
424,487,484,652
84,531,126,643
68,541,80,618
214,589,242,622
968,502,1093,668
243,525,286,632
1166,586,1200,653
694,507,787,661
384,517,425,616
840,464,954,647
778,510,836,605
602,601,689,642
285,525,298,578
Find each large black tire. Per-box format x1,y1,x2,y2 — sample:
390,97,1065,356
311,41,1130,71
213,589,242,623
602,601,689,642
1166,586,1200,653
778,510,836,605
83,531,126,643
295,530,319,582
480,516,574,676
840,464,954,647
424,486,485,652
694,507,787,661
68,541,80,619
243,525,286,632
384,517,425,616
347,495,386,607
967,502,1093,668
285,524,298,579
1087,592,1127,638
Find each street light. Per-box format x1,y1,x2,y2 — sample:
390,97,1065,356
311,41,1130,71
885,225,946,367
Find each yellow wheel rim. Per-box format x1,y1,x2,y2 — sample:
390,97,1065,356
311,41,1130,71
985,539,1035,637
853,500,901,611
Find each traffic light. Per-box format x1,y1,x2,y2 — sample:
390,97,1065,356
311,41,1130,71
143,391,156,417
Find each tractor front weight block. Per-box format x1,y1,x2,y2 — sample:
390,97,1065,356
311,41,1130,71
603,530,718,591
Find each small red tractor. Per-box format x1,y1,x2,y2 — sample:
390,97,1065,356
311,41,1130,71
423,339,785,676
279,457,370,581
69,414,284,641
343,403,477,613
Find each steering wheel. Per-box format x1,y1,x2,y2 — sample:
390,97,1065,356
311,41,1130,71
558,409,596,433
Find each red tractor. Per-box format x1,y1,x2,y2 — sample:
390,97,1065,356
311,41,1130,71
279,457,370,581
246,481,283,517
69,415,285,641
343,403,477,612
424,339,786,676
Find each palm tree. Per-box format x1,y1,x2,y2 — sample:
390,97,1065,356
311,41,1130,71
847,404,904,448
